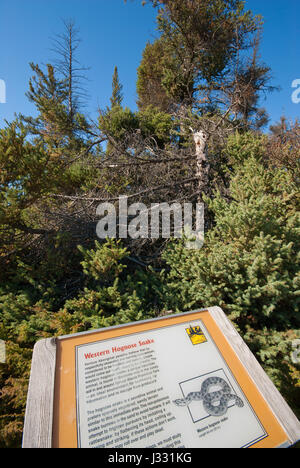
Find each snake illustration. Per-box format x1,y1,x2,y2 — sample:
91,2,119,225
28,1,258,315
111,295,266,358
173,376,244,417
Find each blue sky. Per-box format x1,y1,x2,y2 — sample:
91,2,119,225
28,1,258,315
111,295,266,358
0,0,299,129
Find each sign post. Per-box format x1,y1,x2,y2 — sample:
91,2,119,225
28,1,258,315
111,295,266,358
22,307,300,448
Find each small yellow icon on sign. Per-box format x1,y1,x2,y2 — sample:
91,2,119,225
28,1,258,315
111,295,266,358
186,325,207,345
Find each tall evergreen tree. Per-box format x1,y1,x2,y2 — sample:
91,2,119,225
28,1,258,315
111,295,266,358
21,21,93,166
51,19,89,121
23,63,69,150
110,66,123,108
137,39,173,111
137,0,273,130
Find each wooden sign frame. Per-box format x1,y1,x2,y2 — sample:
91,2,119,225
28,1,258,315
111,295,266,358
22,307,300,448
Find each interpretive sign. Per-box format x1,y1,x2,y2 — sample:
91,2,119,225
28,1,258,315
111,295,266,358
22,307,300,448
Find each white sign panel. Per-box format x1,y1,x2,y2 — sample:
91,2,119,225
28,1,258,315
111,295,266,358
75,320,266,448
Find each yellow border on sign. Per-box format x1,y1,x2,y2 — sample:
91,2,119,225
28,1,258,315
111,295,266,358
52,310,288,448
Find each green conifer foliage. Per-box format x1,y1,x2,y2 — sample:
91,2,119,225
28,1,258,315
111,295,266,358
161,150,300,414
0,3,299,449
110,66,124,108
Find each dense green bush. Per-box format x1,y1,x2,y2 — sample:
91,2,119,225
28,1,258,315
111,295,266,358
160,154,300,414
1,129,299,448
0,240,162,446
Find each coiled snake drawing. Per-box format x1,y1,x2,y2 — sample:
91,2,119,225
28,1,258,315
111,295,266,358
174,376,244,417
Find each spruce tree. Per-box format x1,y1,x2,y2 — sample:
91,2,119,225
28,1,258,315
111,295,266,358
160,136,300,414
137,0,273,130
110,66,123,108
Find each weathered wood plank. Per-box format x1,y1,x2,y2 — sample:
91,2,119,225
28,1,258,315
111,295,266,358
209,306,300,446
22,337,57,448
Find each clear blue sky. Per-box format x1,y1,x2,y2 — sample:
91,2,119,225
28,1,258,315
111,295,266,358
0,0,299,129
